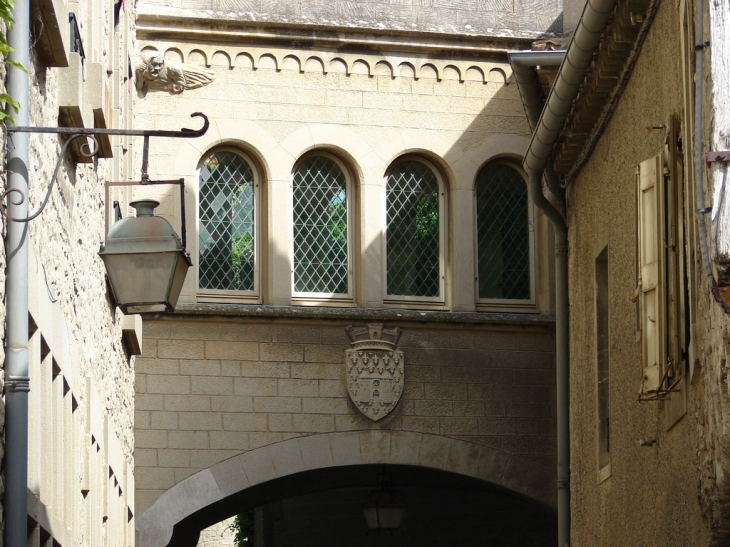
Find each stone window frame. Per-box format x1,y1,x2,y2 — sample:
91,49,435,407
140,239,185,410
195,146,263,304
290,150,357,307
474,158,537,313
382,154,449,309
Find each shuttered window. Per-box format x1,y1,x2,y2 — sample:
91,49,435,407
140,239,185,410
637,154,666,395
636,125,688,428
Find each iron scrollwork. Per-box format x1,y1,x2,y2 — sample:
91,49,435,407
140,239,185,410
1,112,209,223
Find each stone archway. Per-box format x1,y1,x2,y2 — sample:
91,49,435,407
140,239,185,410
136,430,555,547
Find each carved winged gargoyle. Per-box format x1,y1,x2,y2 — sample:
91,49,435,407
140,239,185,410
136,53,215,97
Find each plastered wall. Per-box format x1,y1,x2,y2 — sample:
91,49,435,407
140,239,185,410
565,0,713,544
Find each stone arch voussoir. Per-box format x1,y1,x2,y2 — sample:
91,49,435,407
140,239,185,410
136,430,555,547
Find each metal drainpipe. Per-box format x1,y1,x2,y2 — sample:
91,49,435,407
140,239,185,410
523,0,618,177
511,52,570,547
510,49,570,547
509,51,566,203
4,0,31,546
528,168,569,547
543,168,569,547
694,0,715,292
509,51,566,135
517,2,619,545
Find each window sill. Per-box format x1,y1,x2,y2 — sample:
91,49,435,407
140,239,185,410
292,297,356,308
598,463,611,484
155,303,556,328
476,300,538,314
197,291,261,305
383,297,447,311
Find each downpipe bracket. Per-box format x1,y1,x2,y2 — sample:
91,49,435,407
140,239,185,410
5,375,30,392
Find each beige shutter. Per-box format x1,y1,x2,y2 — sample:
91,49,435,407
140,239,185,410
637,154,665,395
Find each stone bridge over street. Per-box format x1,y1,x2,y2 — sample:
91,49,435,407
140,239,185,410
134,307,557,546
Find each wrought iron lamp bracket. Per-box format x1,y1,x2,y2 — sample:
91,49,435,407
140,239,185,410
1,112,209,236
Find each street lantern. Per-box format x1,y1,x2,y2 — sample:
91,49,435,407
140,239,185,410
362,470,406,531
99,199,192,313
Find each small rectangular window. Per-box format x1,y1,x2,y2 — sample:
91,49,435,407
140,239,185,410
596,245,611,480
69,13,85,64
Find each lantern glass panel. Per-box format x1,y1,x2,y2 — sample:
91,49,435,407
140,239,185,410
102,252,179,307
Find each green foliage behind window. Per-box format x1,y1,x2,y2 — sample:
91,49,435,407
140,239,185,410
386,159,440,297
198,151,256,291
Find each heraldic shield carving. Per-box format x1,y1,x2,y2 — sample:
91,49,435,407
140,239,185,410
344,323,404,421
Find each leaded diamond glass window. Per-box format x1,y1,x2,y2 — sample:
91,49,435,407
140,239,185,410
386,160,441,297
293,155,349,295
198,151,256,292
476,163,530,300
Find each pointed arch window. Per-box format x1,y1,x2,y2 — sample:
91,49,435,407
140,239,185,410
198,150,258,298
385,158,445,303
475,161,533,306
292,154,352,299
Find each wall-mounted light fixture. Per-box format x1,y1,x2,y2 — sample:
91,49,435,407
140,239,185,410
99,199,191,313
362,469,406,531
3,112,209,314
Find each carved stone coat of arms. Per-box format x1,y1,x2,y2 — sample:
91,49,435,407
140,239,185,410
344,324,404,421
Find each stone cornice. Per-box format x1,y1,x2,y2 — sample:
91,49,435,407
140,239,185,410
143,303,556,330
139,40,515,84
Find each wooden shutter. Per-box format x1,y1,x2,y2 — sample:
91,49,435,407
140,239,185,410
665,118,688,428
637,154,666,395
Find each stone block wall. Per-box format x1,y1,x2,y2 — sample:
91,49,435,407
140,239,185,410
131,34,554,316
134,317,556,515
0,2,139,546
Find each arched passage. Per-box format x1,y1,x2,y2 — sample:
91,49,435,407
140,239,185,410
137,431,556,547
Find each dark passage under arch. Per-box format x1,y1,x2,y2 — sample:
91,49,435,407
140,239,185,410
169,464,556,547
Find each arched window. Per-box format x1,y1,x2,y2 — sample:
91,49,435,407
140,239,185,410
198,150,257,294
475,162,532,302
386,159,443,300
292,155,351,297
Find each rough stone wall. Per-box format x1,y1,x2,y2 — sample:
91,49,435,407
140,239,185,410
138,0,563,39
566,0,712,544
697,0,730,541
0,2,138,546
196,517,235,547
0,34,6,547
135,319,556,515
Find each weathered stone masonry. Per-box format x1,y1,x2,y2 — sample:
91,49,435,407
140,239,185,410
134,312,556,516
